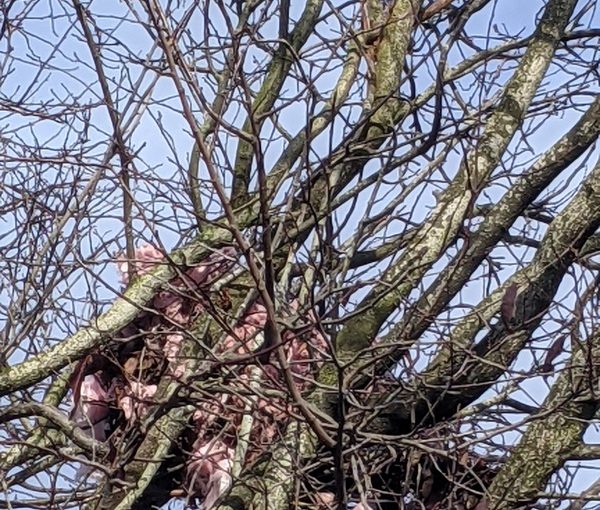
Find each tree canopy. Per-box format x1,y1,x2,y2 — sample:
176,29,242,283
0,1,599,509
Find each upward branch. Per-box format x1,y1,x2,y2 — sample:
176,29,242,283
334,0,580,357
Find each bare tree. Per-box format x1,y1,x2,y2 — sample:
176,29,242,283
0,1,599,509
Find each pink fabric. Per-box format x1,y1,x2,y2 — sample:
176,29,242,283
188,300,327,506
117,244,164,284
186,439,234,509
219,303,268,355
164,332,185,377
118,382,158,421
316,492,336,508
77,374,112,441
72,244,328,508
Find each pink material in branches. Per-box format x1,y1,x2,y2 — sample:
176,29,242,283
70,244,327,508
76,374,113,441
116,244,164,284
118,381,158,421
186,439,234,509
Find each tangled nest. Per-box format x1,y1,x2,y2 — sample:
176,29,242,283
304,425,500,510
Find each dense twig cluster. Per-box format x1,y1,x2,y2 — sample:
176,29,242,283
70,245,327,507
0,1,599,509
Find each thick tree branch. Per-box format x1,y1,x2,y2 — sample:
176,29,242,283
0,227,234,396
382,157,600,431
230,0,325,205
334,0,579,358
481,329,600,509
